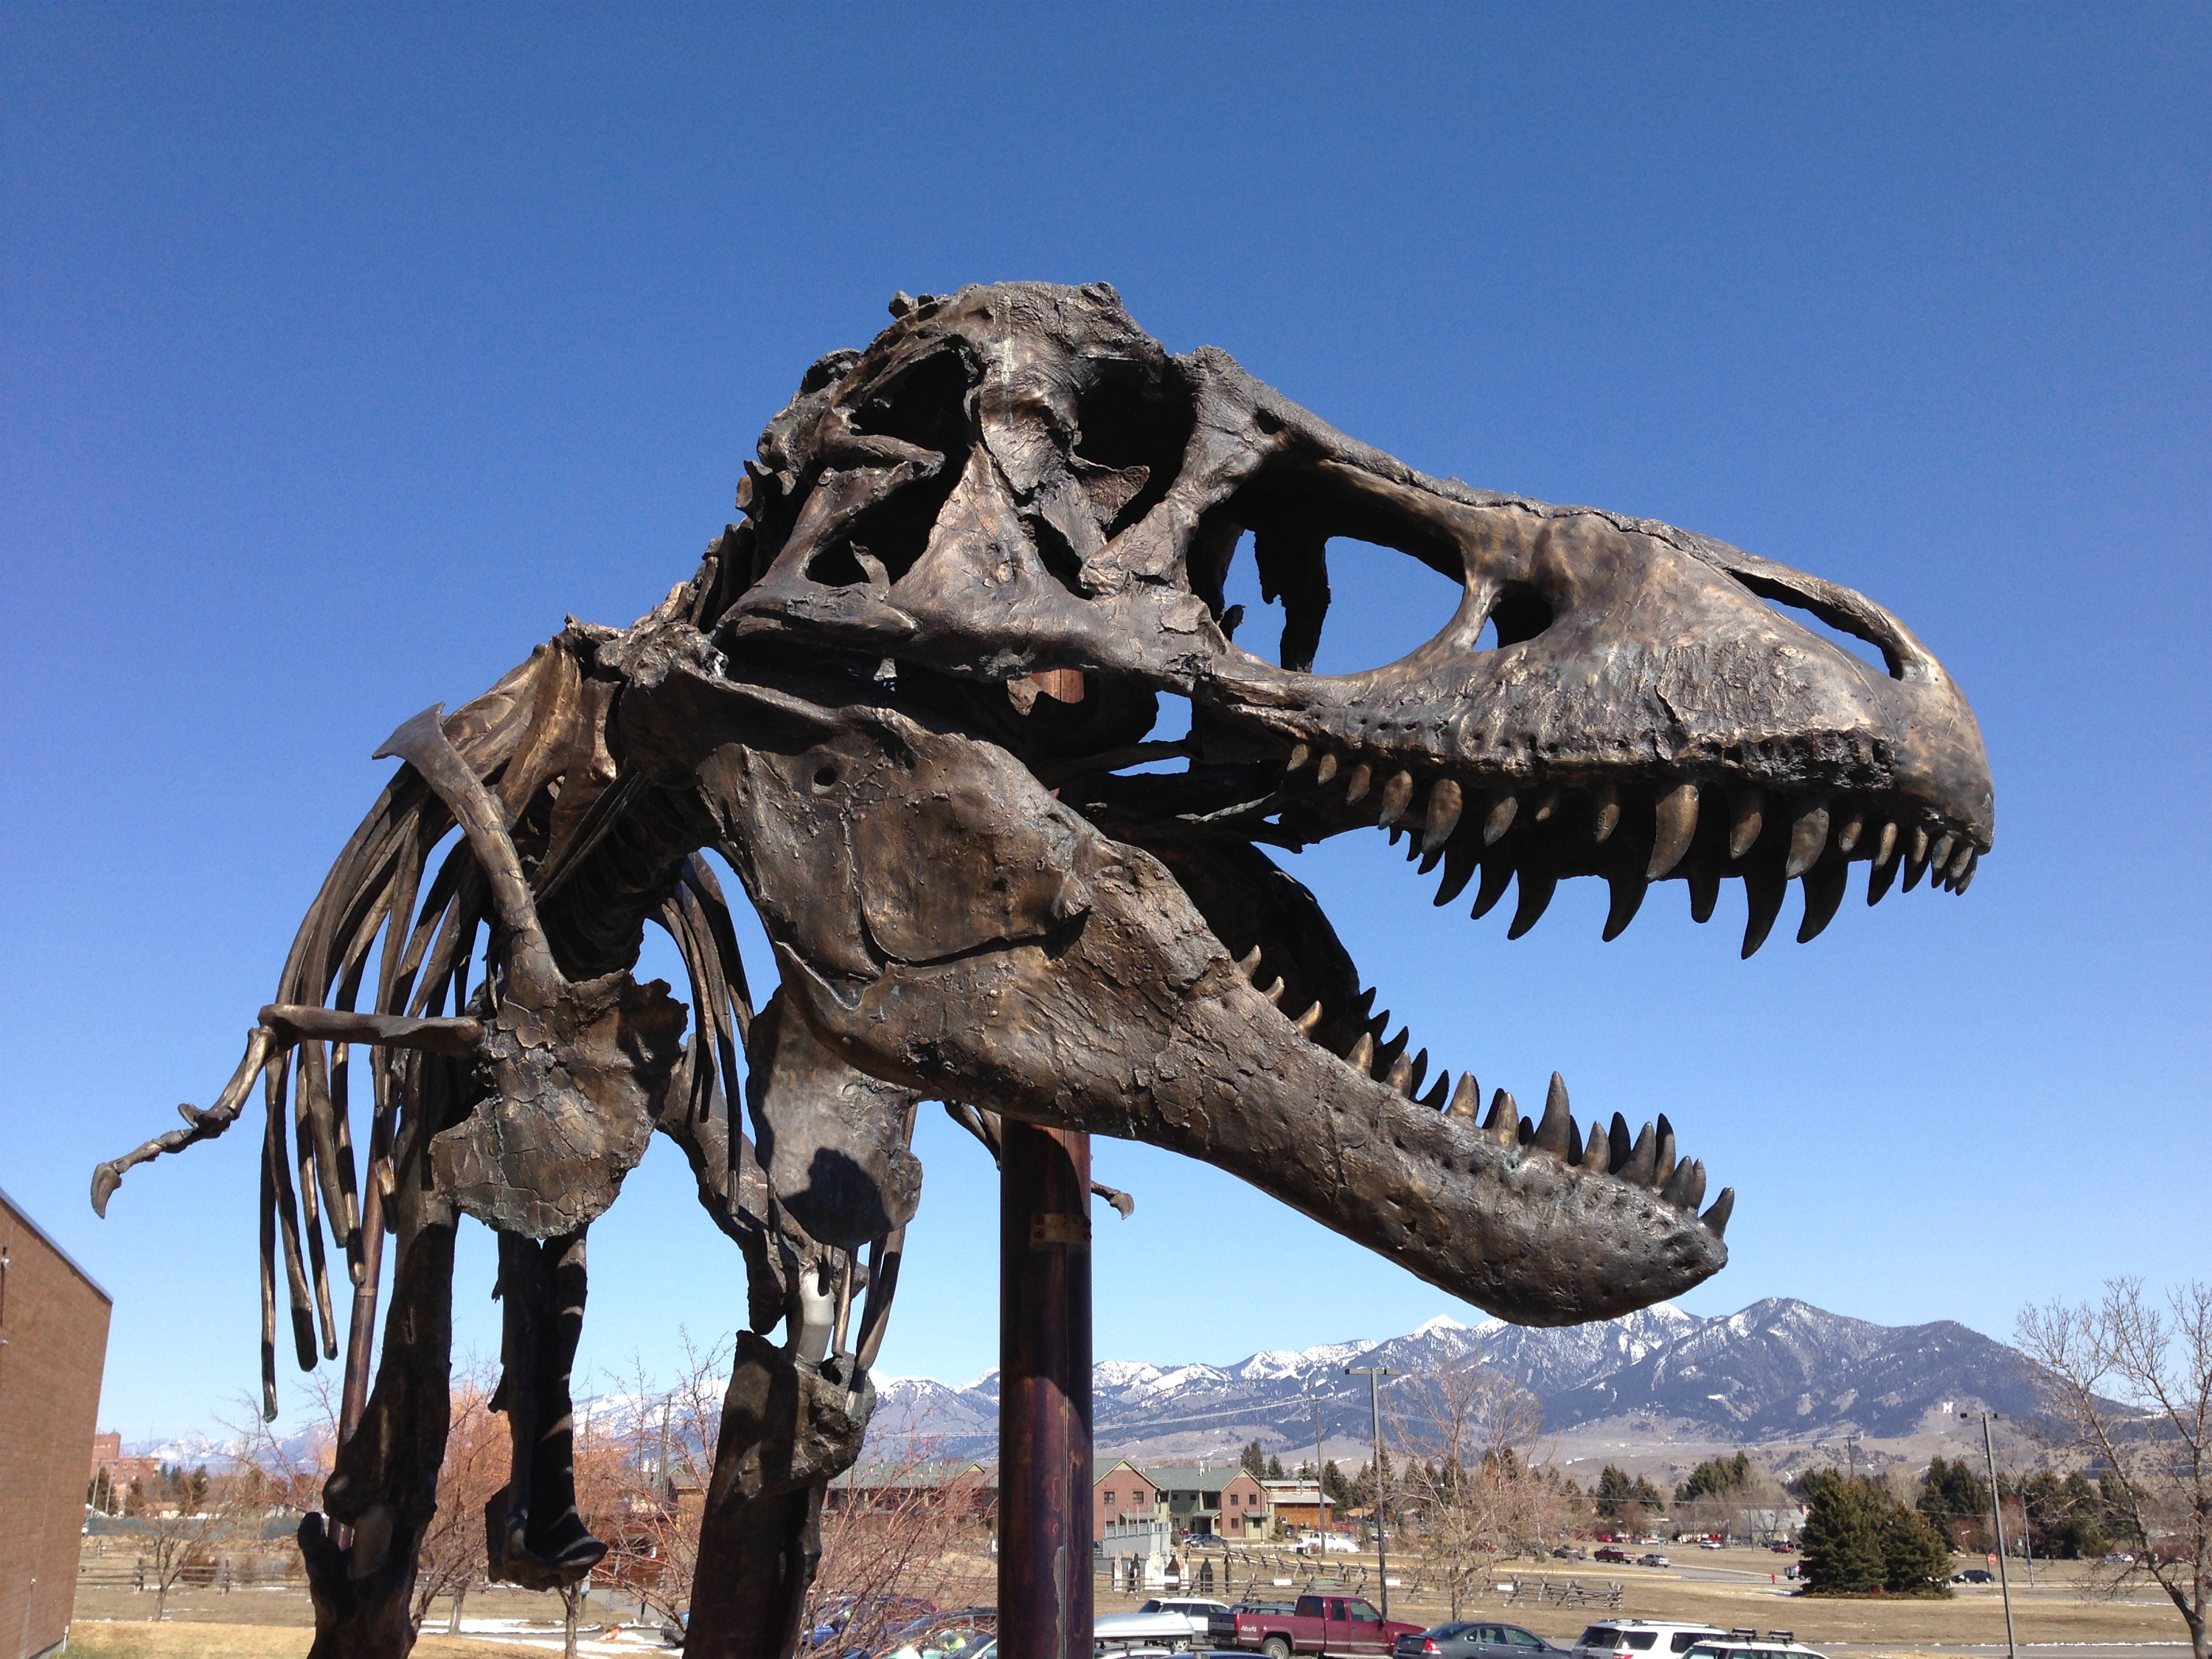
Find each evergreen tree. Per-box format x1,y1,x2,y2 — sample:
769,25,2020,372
1804,1470,1955,1596
1265,1455,1286,1481
1676,1451,1754,1503
1881,1501,1955,1595
1321,1459,1351,1506
1595,1464,1666,1519
1801,1472,1888,1593
1240,1441,1267,1479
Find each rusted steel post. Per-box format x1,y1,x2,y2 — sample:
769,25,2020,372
999,1121,1093,1658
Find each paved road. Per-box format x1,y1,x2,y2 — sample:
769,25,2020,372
1821,1646,2188,1658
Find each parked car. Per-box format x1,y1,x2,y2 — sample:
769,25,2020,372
1394,1619,1563,1658
1570,1621,1727,1659
1698,1540,1723,1551
1767,1542,1796,1554
1208,1592,1425,1655
1638,1553,1671,1568
1183,1532,1230,1550
1095,1597,1231,1651
1952,1569,1994,1585
1551,1545,1590,1561
1683,1635,1829,1659
1293,1530,1359,1554
1592,1546,1630,1565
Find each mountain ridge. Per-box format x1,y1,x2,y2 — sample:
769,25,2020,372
869,1296,2045,1464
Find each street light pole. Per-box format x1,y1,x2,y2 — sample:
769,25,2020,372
1346,1366,1400,1619
1312,1399,1329,1535
1980,1413,2020,1659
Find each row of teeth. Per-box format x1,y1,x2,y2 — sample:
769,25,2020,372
1281,745,1980,959
1232,946,1733,1237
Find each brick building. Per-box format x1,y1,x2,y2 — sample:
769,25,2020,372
1093,1458,1157,1536
1144,1466,1272,1538
88,1431,159,1509
1,1188,114,1659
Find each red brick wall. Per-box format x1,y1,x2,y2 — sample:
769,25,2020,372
0,1194,113,1659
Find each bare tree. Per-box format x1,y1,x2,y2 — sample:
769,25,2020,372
407,1363,509,1635
2017,1279,2211,1659
131,1465,251,1620
1397,1343,1553,1618
802,1434,993,1656
595,1332,732,1630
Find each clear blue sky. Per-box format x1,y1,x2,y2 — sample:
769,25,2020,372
5,6,2205,1442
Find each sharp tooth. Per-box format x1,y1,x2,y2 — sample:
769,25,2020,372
1349,987,1377,1025
1262,976,1287,1006
1955,849,1978,893
1532,787,1561,822
1728,787,1766,860
1702,1187,1735,1238
1663,1158,1707,1211
1236,945,1263,979
1377,771,1414,827
1929,831,1955,877
1470,855,1514,919
1416,846,1444,875
1654,1113,1677,1185
1874,820,1899,868
1902,840,1930,892
1481,788,1519,846
1947,838,1972,882
1344,762,1372,804
1910,824,1930,865
1418,1072,1450,1109
1433,841,1479,907
1648,782,1700,878
1621,1121,1658,1186
1688,869,1720,924
1347,1032,1376,1074
1388,1048,1427,1096
1608,1112,1632,1172
1836,810,1865,855
1506,869,1558,939
1366,1007,1392,1038
1422,779,1464,852
1286,742,1312,774
1517,1113,1535,1146
1785,801,1831,878
1374,1026,1411,1077
1742,865,1787,957
1388,826,1405,846
1591,783,1620,844
1483,1088,1520,1146
1447,1072,1481,1119
1797,862,1848,942
1315,753,1340,786
1602,868,1647,942
1293,1001,1323,1035
1532,1073,1576,1158
1582,1121,1611,1173
1866,852,1900,905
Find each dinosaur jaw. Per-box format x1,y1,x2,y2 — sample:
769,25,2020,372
773,846,1729,1328
664,666,1731,1326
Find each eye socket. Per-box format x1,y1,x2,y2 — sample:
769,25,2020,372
1486,582,1553,649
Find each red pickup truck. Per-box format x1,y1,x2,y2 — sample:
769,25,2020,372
1208,1593,1425,1655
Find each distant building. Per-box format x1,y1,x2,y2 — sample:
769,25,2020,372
1260,1478,1335,1533
1093,1458,1157,1536
1143,1465,1272,1538
0,1188,114,1659
825,1458,993,1517
87,1430,159,1509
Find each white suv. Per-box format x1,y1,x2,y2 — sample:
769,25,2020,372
1572,1622,1727,1659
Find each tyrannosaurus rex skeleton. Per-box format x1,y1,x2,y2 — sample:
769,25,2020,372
95,281,1993,1659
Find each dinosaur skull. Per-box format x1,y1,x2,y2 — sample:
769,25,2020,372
691,280,1994,1323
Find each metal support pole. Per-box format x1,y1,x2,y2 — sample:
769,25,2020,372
1981,1413,2020,1659
1346,1366,1399,1619
1001,1121,1093,1659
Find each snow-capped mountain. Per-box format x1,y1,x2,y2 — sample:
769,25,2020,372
868,1298,2045,1462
